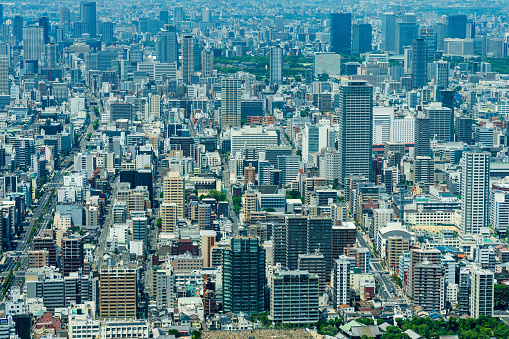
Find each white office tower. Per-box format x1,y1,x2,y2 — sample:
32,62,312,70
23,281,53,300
460,151,490,234
434,60,449,88
269,46,283,85
23,26,44,61
156,266,174,310
373,107,394,144
490,189,509,232
470,267,494,318
0,55,8,95
391,116,415,143
332,255,351,308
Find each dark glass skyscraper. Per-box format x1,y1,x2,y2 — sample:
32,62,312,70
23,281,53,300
447,14,467,39
39,16,50,44
352,23,372,55
222,237,265,314
414,114,431,158
13,16,23,43
382,13,396,53
330,13,351,54
411,38,427,88
80,1,97,38
156,25,177,64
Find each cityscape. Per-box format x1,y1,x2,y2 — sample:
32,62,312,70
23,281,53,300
0,0,508,338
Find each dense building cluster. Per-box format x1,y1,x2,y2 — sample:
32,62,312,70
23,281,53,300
0,0,508,338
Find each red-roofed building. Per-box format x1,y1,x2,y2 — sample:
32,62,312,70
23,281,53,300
34,312,62,331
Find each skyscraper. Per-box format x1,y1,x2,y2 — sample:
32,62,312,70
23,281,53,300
80,1,97,38
201,49,213,78
156,25,177,64
99,265,137,319
382,13,396,53
425,103,453,143
434,60,449,88
0,4,3,25
352,23,372,55
270,270,320,324
101,22,114,45
60,7,70,26
13,16,23,43
222,237,265,314
332,255,351,308
23,26,44,61
182,35,194,84
407,246,441,299
0,55,9,95
470,268,494,318
269,46,283,85
162,171,184,219
307,217,333,273
396,18,419,54
285,215,308,270
411,38,427,88
447,14,467,39
414,114,431,157
330,13,351,54
61,235,83,277
159,10,169,24
461,151,490,234
220,77,241,130
39,16,50,44
413,260,445,312
173,6,184,27
338,80,373,185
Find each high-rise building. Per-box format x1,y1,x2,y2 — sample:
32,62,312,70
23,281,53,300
458,267,470,315
332,223,357,260
413,260,445,312
62,236,84,277
14,137,35,169
407,246,441,298
182,35,195,84
200,230,216,268
277,155,299,186
411,38,427,89
382,13,397,53
156,267,174,309
38,16,50,44
163,171,184,219
173,6,184,27
414,156,434,186
470,268,494,318
156,25,177,64
60,7,70,26
101,22,114,45
23,26,44,61
159,10,169,24
80,1,97,38
99,265,137,319
448,14,467,39
201,49,214,78
132,217,148,245
285,215,308,270
434,60,449,88
352,23,372,55
414,114,431,157
220,77,241,130
0,55,8,95
269,46,283,85
461,151,490,234
161,202,178,232
307,217,333,273
455,115,473,144
222,237,265,314
338,80,373,185
332,255,351,308
396,20,418,54
270,270,320,324
426,103,453,143
298,251,327,293
330,13,352,54
13,16,23,43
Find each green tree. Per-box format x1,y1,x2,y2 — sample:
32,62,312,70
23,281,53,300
357,318,374,325
317,73,329,82
168,329,179,337
495,284,509,309
320,325,339,336
381,326,410,339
